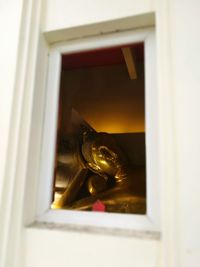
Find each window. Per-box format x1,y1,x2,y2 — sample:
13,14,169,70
52,43,146,215
36,28,160,231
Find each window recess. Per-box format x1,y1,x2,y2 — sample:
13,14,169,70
36,28,160,232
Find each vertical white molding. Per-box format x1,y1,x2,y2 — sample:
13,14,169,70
156,0,180,266
145,30,160,228
23,35,49,226
0,0,43,266
0,0,23,211
36,50,61,217
0,0,25,265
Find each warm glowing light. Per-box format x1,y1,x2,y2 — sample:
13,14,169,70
79,113,145,133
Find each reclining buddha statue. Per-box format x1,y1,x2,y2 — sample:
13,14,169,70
52,128,146,214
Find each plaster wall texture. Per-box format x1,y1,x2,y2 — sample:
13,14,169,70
0,0,200,266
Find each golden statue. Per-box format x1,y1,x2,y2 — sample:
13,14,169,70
52,110,146,214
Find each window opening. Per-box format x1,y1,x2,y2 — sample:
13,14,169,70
51,43,146,214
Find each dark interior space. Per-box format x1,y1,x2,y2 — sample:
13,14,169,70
52,43,146,214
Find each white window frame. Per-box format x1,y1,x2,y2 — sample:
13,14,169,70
35,27,160,233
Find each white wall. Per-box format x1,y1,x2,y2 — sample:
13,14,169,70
0,0,23,206
43,0,155,43
0,0,200,267
43,0,155,32
169,0,200,265
0,0,23,265
25,227,160,267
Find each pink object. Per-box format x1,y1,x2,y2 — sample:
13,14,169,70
92,200,105,212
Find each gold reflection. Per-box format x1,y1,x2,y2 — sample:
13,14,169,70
84,119,144,133
79,114,144,133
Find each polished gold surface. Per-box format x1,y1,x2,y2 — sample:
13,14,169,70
87,174,107,195
82,131,130,183
52,168,88,209
52,110,146,214
66,196,145,214
64,168,146,214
